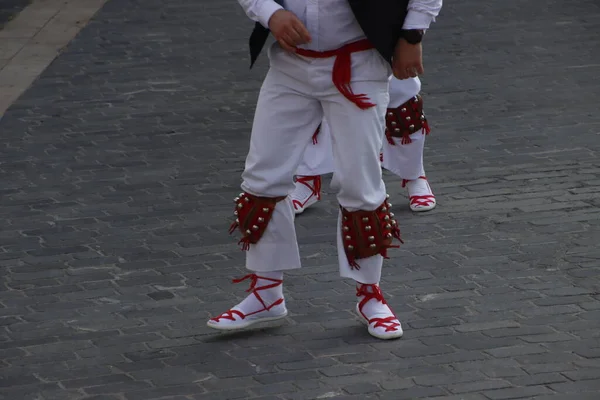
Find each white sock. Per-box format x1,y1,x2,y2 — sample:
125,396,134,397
291,176,318,202
405,178,433,197
356,283,394,320
235,271,284,314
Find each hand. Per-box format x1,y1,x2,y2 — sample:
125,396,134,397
392,38,424,79
268,10,311,52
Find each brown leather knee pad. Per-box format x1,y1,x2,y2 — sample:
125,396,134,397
385,95,431,145
340,196,403,269
229,192,286,250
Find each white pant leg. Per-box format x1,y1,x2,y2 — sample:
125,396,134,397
381,133,426,180
295,119,335,176
298,76,426,180
388,76,421,107
323,79,390,284
241,66,323,272
381,76,427,180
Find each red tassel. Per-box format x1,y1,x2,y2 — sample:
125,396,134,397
228,221,238,234
295,39,375,110
386,132,396,145
349,260,361,270
332,52,375,110
238,238,251,251
312,125,321,145
401,134,412,145
423,120,431,135
392,227,404,244
380,248,389,259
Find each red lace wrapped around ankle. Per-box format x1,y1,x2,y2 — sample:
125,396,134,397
210,274,284,322
229,192,286,250
356,284,401,332
340,196,403,269
385,95,430,145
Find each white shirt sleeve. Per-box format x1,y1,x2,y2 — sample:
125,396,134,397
403,0,443,30
237,0,284,28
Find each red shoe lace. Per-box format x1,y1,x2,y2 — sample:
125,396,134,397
356,284,401,332
210,274,284,322
292,175,322,209
409,195,435,207
402,176,435,207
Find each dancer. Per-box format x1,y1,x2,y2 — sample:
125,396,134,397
208,0,442,340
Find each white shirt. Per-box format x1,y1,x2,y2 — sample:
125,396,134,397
237,0,443,51
404,0,443,29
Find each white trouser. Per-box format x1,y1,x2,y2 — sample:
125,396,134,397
296,77,427,180
241,46,391,284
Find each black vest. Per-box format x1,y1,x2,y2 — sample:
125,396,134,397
249,0,410,67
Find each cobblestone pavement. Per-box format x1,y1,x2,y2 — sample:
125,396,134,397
0,0,30,29
1,0,600,399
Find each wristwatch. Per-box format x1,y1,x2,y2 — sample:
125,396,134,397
401,29,424,45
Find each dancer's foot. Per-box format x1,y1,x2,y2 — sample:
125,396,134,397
291,175,321,214
403,176,436,212
355,283,403,340
207,273,287,330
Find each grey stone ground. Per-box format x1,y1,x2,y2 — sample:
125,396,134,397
1,0,600,399
0,0,30,28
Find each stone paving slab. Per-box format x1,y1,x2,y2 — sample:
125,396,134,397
0,0,108,114
0,0,600,399
0,0,30,29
